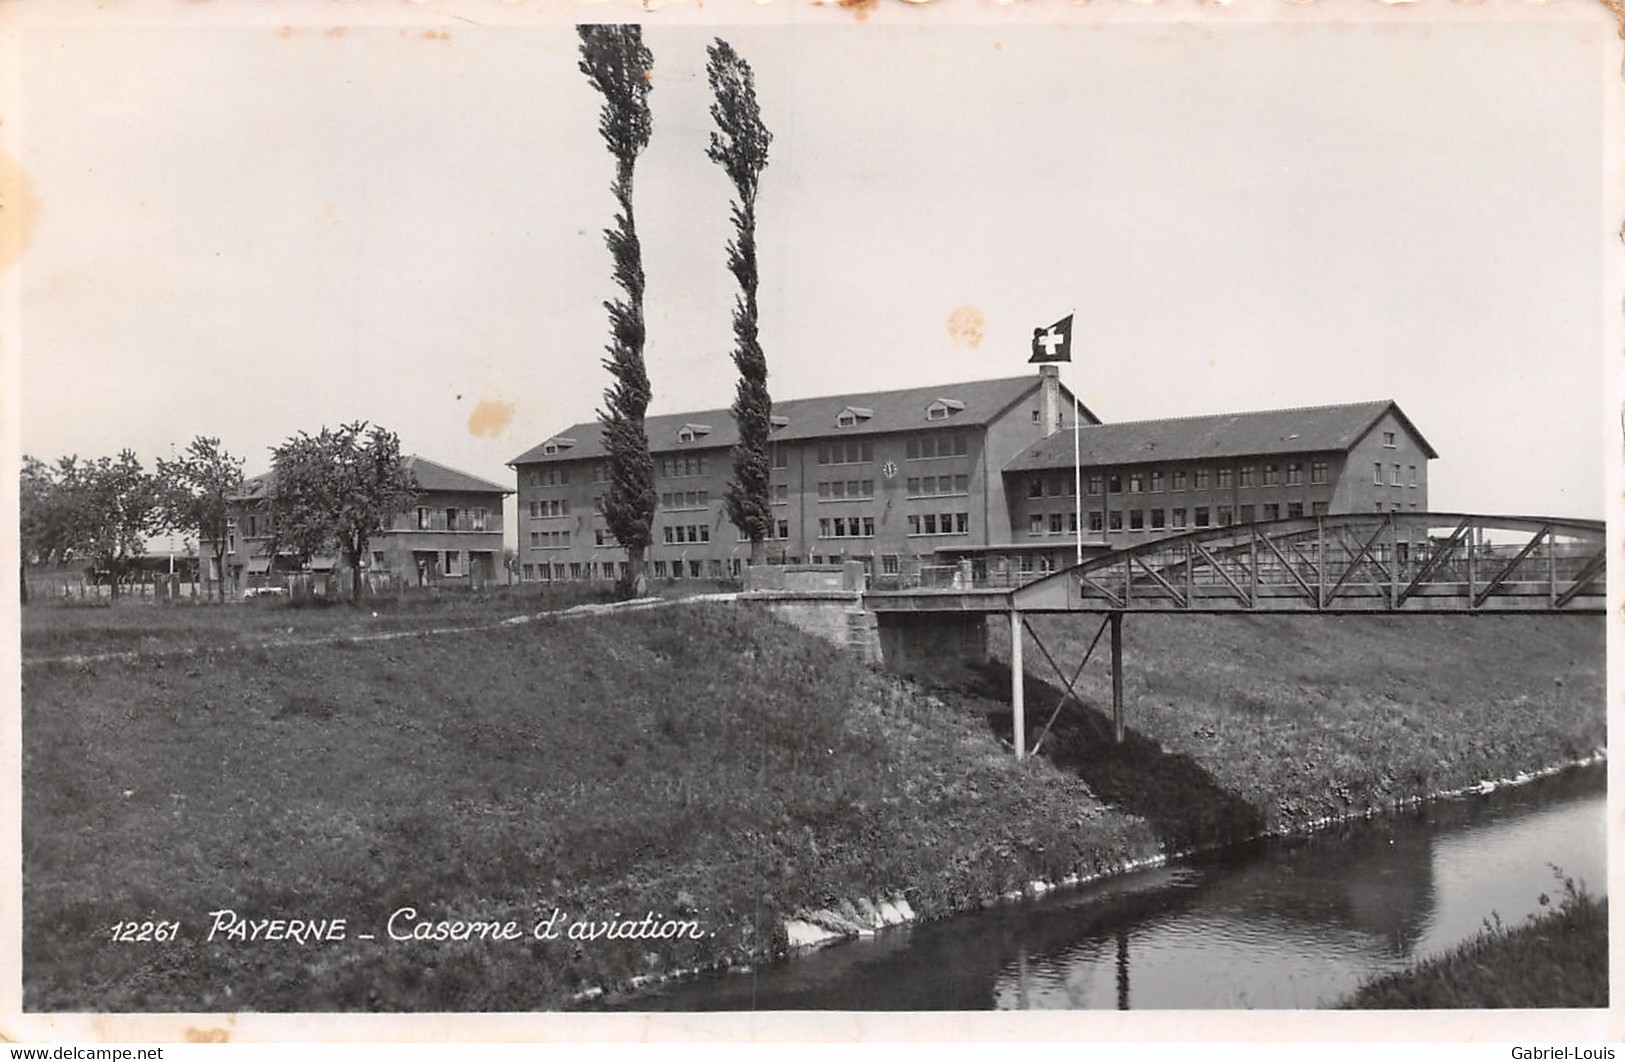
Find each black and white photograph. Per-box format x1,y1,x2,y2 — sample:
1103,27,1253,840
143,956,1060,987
2,0,1616,1041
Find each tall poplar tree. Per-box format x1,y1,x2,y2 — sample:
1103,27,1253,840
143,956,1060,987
707,38,775,566
578,24,657,597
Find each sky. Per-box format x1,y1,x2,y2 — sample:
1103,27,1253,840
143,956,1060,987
7,6,1613,551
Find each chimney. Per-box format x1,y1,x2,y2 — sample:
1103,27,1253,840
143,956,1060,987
1039,364,1063,437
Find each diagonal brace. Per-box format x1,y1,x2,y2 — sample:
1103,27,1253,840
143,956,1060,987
1026,616,1110,757
1397,517,1471,605
1555,548,1605,609
1473,525,1549,608
1325,519,1393,606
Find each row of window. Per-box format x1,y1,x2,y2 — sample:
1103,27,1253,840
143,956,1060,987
908,474,969,498
661,456,708,479
1374,463,1420,487
1034,461,1333,500
414,506,490,532
818,479,876,500
530,530,571,548
530,499,569,518
904,432,970,460
1033,500,1332,536
818,516,877,539
662,490,709,510
906,512,970,536
818,439,875,466
662,523,712,545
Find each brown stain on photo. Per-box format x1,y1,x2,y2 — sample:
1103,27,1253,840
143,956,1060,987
468,399,515,439
185,1028,231,1043
946,305,985,350
422,30,452,42
0,147,42,276
325,26,347,39
840,0,881,20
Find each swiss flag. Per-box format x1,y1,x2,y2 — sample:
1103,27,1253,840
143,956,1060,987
1029,314,1073,363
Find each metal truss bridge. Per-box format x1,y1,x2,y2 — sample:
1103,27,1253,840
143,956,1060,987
862,513,1605,759
866,512,1606,616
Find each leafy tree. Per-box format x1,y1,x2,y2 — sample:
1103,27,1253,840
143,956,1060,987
707,38,775,565
48,451,164,600
156,436,244,602
20,456,71,603
266,422,420,605
578,24,657,597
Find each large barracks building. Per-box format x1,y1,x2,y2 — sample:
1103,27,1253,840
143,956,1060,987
509,366,1434,584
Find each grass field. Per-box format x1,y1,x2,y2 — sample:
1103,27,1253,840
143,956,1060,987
20,596,1606,1011
1344,879,1607,1008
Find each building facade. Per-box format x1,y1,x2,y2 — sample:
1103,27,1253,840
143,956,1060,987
511,367,1436,585
200,455,511,595
510,371,1092,583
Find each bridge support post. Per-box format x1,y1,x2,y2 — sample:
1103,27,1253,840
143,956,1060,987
1110,611,1125,744
1010,610,1025,760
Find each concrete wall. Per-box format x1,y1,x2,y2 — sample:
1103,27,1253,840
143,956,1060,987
739,592,881,666
875,611,991,684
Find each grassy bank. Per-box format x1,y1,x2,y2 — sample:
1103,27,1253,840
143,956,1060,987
1002,613,1604,839
22,604,1154,1011
1343,881,1607,1008
21,602,1604,1011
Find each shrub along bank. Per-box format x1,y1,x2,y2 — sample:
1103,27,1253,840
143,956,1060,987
21,604,1604,1010
1342,880,1607,1008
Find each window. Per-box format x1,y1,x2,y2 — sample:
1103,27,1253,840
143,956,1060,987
1390,463,1401,486
1217,506,1232,526
417,507,430,530
1408,465,1417,487
1311,460,1329,485
663,527,674,544
883,555,899,575
1194,507,1210,528
1129,473,1144,493
1108,474,1123,493
1150,509,1166,530
1312,501,1329,516
924,514,938,534
1374,502,1384,512
774,483,789,503
1262,465,1279,486
1149,471,1164,492
445,550,459,575
1286,462,1302,486
954,513,969,534
776,520,789,540
1031,410,1041,424
1172,508,1187,530
1374,462,1383,485
1108,510,1123,532
1171,471,1187,492
1240,505,1255,523
472,508,488,531
862,516,876,537
1028,478,1043,499
1068,512,1078,533
1383,431,1396,448
529,532,540,547
1087,475,1103,496
1049,513,1063,534
1216,468,1233,489
1193,470,1210,490
953,475,968,494
1129,509,1145,531
1287,502,1304,518
1263,503,1280,521
908,515,921,535
594,530,605,546
1030,514,1044,535
523,564,535,580
1088,511,1104,532
569,562,582,579
1238,466,1254,488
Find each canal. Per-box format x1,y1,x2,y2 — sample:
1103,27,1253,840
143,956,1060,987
613,765,1605,1010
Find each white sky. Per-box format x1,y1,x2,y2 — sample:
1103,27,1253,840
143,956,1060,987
7,6,1613,550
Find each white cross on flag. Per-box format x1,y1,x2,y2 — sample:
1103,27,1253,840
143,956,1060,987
1029,314,1073,363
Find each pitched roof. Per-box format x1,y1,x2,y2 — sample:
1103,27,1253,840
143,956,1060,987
401,455,512,495
1002,400,1438,472
232,455,510,499
510,375,1095,465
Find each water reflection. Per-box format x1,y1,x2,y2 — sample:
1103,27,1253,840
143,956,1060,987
615,767,1603,1011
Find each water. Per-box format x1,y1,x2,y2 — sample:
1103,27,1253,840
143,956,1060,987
615,766,1605,1010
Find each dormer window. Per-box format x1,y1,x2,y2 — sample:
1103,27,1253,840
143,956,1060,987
836,406,873,428
676,423,712,444
769,415,789,432
541,437,576,456
926,398,965,422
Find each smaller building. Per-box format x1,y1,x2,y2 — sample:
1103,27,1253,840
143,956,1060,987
200,454,511,596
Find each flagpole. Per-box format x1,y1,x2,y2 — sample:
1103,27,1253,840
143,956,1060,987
1071,308,1082,567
